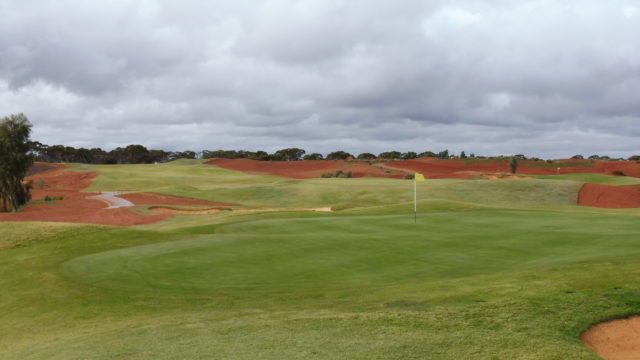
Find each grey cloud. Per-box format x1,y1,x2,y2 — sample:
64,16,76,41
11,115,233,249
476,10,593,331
0,0,639,158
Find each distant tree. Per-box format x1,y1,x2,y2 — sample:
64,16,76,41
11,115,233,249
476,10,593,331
418,151,436,158
588,155,601,160
357,153,376,160
378,151,402,160
326,151,354,160
250,151,270,161
402,151,418,160
0,114,34,212
510,157,518,174
437,150,449,159
460,151,467,159
303,153,324,160
469,153,475,158
170,151,196,160
571,155,584,160
122,144,151,164
149,149,171,163
513,154,527,160
273,148,305,161
629,155,640,161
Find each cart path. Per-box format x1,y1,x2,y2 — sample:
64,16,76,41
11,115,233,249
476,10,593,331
87,192,135,209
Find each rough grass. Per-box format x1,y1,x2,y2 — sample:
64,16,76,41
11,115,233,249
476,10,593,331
2,160,640,359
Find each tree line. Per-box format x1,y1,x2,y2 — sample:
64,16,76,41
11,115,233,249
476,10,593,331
29,145,458,164
26,143,640,165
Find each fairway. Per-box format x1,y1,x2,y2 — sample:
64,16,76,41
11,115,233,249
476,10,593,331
2,161,640,359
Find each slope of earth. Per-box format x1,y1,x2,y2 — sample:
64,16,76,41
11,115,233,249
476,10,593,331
0,164,228,226
5,160,640,358
207,158,407,179
385,158,640,179
578,184,640,209
2,202,640,359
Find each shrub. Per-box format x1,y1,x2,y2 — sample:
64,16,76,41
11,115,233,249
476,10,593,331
612,170,626,176
320,173,334,178
404,173,415,180
335,170,344,177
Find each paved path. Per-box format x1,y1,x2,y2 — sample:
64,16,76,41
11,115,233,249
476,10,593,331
87,192,134,209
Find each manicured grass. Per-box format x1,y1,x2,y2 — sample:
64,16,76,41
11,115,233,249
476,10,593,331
534,173,640,186
2,161,640,359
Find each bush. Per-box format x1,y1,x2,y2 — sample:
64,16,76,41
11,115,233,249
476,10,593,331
404,173,415,180
320,173,334,178
612,170,626,176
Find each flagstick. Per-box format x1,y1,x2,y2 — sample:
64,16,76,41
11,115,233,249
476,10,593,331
414,178,417,224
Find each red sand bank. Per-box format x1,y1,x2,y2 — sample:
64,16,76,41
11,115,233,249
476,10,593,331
0,164,227,226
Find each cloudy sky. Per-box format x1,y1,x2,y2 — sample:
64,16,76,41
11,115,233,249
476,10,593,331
1,0,639,158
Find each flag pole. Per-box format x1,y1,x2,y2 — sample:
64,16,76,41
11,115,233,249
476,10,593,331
414,178,417,224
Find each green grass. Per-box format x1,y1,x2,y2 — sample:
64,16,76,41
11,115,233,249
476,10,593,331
2,160,640,359
534,173,640,186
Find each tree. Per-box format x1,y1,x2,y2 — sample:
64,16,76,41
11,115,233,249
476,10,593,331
326,151,354,160
378,151,402,160
418,151,436,158
571,155,584,160
0,113,34,212
303,153,324,160
460,151,467,159
437,149,449,159
402,151,418,160
510,157,518,174
273,148,306,161
357,153,376,160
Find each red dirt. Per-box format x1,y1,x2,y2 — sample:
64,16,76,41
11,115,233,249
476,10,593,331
26,162,63,176
0,165,232,226
578,184,640,209
582,316,640,360
384,158,640,178
208,158,640,180
207,158,407,179
384,158,508,179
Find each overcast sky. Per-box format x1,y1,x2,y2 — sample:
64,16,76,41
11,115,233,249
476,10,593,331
1,0,639,158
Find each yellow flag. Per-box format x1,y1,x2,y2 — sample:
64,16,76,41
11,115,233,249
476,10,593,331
414,173,425,182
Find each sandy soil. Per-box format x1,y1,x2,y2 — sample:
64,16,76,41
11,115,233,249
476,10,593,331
207,159,407,179
582,316,640,360
0,165,233,226
208,158,640,181
578,184,640,209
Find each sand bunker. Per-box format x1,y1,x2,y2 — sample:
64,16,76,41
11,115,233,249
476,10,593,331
578,184,640,209
582,316,640,360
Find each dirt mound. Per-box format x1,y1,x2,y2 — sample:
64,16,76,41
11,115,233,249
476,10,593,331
207,159,406,179
384,158,507,179
578,184,640,209
26,162,62,176
0,166,172,226
119,193,236,207
582,316,640,360
1,163,241,226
